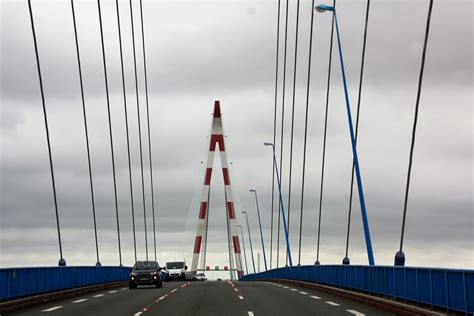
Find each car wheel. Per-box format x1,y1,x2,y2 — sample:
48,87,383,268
129,283,137,289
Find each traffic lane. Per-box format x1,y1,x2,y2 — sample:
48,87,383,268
8,281,185,316
235,280,394,316
143,280,248,316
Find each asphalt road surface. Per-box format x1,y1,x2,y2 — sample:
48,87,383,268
8,281,393,315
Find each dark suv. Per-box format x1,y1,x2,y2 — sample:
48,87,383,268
129,261,163,289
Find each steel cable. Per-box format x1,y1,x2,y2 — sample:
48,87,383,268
27,0,65,266
316,0,336,265
297,0,316,265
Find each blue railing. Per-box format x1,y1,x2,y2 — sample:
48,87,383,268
241,265,474,314
0,266,130,301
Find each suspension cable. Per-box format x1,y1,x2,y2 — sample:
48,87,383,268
115,0,137,262
71,0,101,266
97,0,122,266
397,0,434,265
129,0,148,261
27,0,65,266
277,0,290,268
343,0,371,265
270,0,281,271
316,0,336,265
139,0,157,262
285,0,301,267
297,0,316,266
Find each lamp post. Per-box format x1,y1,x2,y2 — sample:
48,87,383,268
242,211,256,273
249,189,268,271
315,4,375,266
238,225,249,275
264,142,293,266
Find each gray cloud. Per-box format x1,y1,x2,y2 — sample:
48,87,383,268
1,0,473,269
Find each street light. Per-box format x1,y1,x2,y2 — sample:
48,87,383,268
238,225,249,275
249,189,268,271
264,142,293,266
241,211,256,273
315,4,375,266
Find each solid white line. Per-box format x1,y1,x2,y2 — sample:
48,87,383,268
72,299,88,303
93,294,105,298
299,291,308,295
310,295,321,300
248,312,255,316
108,290,118,293
346,310,365,316
290,288,298,291
326,301,340,306
42,306,63,312
239,295,244,300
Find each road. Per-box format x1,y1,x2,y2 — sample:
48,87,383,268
8,281,392,315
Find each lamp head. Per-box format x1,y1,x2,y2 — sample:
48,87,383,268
249,189,256,192
315,4,334,13
241,211,247,214
264,142,274,147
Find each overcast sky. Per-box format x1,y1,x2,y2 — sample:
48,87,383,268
1,0,472,272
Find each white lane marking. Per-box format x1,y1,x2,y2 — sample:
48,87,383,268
158,296,166,300
290,288,298,291
310,295,321,300
234,288,239,292
239,295,244,300
283,286,289,289
121,287,128,290
72,299,88,303
326,301,340,306
299,291,308,295
93,294,105,298
108,290,118,293
42,306,63,312
134,312,142,316
346,310,365,316
248,312,254,316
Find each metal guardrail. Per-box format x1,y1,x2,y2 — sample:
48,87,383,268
240,265,474,314
0,266,130,301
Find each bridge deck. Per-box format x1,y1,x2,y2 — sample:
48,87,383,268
9,281,390,316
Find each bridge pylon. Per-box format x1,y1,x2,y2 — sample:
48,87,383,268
191,101,244,279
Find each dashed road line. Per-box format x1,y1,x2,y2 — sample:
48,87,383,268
248,312,254,316
299,291,308,295
290,288,298,291
326,301,340,306
42,306,63,312
72,299,88,303
310,295,321,300
108,290,118,293
283,286,289,289
93,294,105,298
121,287,128,290
134,312,142,316
239,295,244,300
346,310,365,316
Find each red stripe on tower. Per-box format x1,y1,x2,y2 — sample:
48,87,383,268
227,202,235,219
209,135,225,151
232,236,241,253
199,202,207,219
193,236,202,254
204,168,212,185
213,101,221,118
222,168,230,185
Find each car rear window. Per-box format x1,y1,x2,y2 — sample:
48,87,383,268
166,262,184,269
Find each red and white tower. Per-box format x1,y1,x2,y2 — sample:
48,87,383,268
191,101,244,279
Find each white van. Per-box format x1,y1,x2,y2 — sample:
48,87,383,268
162,261,187,281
